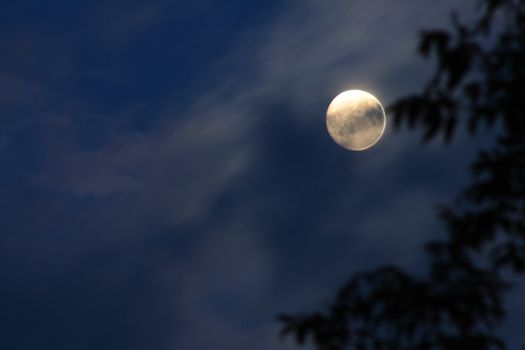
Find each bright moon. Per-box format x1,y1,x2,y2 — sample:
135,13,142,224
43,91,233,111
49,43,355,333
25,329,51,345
326,90,386,151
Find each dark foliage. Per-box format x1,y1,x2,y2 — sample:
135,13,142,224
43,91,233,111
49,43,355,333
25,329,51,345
279,1,525,349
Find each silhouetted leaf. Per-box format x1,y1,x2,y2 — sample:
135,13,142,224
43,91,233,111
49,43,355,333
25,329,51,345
419,31,450,58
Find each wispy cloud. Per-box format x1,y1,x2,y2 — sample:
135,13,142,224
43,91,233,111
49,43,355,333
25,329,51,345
5,0,482,349
43,0,467,204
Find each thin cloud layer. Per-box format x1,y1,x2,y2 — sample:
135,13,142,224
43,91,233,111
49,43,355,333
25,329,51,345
2,1,506,350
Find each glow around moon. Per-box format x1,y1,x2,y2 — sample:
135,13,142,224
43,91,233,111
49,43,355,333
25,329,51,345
326,90,386,151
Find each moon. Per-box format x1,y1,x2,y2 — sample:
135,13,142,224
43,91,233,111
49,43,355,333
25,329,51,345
326,90,386,151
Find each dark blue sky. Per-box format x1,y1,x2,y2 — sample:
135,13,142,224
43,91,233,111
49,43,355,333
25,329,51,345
1,1,523,349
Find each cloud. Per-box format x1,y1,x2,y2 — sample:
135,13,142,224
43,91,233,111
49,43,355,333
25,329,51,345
4,0,487,349
357,188,445,265
41,0,468,218
163,220,278,349
38,89,259,228
0,73,52,107
251,0,470,111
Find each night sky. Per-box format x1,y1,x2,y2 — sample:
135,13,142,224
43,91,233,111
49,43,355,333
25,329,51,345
1,1,523,349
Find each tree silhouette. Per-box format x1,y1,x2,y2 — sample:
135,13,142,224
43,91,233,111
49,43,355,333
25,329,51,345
279,1,525,349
